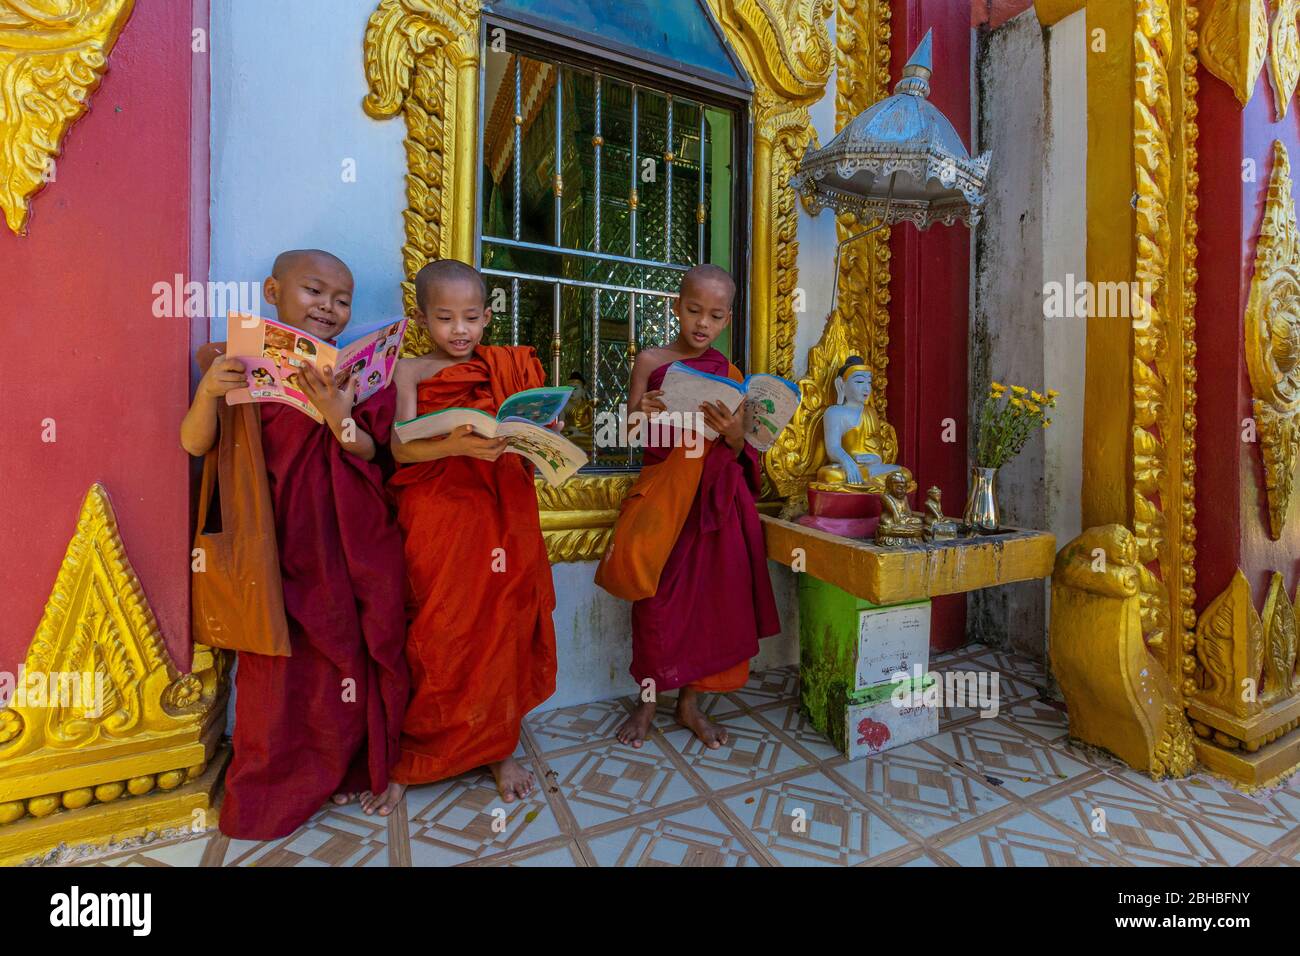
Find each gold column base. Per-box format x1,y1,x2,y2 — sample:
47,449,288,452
0,743,228,866
1191,734,1300,790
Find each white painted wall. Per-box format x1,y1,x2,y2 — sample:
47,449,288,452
210,0,802,713
209,0,407,341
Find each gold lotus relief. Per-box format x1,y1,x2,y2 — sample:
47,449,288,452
1272,0,1300,117
1199,0,1268,105
1247,142,1300,538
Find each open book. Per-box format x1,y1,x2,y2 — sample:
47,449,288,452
652,362,801,451
224,312,407,422
394,386,588,486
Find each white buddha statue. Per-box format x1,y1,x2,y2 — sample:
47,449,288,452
811,356,905,493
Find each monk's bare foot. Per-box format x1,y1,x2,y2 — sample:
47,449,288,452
361,782,406,816
489,757,535,803
616,699,656,749
331,792,359,806
675,687,729,749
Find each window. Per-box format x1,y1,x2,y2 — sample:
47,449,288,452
477,14,748,469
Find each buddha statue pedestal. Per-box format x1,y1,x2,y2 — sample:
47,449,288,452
798,486,881,538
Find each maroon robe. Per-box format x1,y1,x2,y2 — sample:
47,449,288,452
219,387,409,840
629,349,781,691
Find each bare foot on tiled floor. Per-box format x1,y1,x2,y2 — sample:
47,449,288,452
616,699,656,748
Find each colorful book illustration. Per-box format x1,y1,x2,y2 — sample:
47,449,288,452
224,312,408,422
393,386,587,486
652,362,802,451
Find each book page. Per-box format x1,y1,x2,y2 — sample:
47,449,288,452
336,318,407,403
651,362,745,441
496,421,588,486
497,386,572,426
741,374,801,451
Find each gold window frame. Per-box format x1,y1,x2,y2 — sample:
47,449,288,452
362,0,886,561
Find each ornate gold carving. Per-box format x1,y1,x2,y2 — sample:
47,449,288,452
362,0,481,357
365,0,842,545
833,0,892,416
1245,141,1300,539
0,485,228,857
762,0,892,500
1193,570,1261,717
535,474,636,562
1130,0,1199,697
1270,0,1300,117
0,0,136,234
1198,0,1267,106
708,0,835,378
1049,525,1196,779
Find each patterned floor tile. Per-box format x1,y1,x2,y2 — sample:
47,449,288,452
961,647,1049,686
79,835,215,867
925,719,1095,798
1111,770,1300,849
749,701,843,761
729,665,800,709
405,766,563,865
831,741,1011,839
488,840,589,867
1037,775,1259,866
997,696,1071,743
585,804,759,866
661,712,813,791
721,769,912,865
932,666,1041,725
546,738,701,829
939,810,1118,866
225,803,389,867
525,699,631,753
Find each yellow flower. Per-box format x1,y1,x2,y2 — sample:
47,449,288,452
1043,418,1053,428
1047,388,1060,399
1010,397,1024,409
990,382,1006,396
1025,400,1041,414
1030,390,1045,403
1010,385,1028,396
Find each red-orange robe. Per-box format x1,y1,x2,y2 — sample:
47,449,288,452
387,346,558,783
219,388,410,841
596,349,780,692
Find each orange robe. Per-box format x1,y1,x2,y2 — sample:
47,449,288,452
386,346,557,783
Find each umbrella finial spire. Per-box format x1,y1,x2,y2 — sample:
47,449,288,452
896,29,933,97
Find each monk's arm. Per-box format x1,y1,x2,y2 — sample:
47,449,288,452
326,412,378,461
627,350,663,417
181,352,245,457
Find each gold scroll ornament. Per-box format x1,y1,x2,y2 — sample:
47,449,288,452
1198,0,1268,106
0,0,136,234
0,485,228,863
1271,0,1300,118
1246,141,1300,540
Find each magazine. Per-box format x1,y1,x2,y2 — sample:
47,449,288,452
224,312,407,422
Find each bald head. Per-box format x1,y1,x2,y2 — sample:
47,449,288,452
272,248,353,283
415,258,487,312
681,264,736,302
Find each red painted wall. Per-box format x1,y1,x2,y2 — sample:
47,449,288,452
0,0,207,673
1195,63,1300,616
889,0,973,651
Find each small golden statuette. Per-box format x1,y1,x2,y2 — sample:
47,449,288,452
922,486,960,540
874,471,926,547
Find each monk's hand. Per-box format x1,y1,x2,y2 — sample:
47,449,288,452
441,423,510,461
198,354,247,400
638,389,667,416
301,363,356,425
700,400,745,452
546,418,565,433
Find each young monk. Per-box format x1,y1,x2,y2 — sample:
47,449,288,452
362,258,558,813
596,264,780,749
181,249,409,838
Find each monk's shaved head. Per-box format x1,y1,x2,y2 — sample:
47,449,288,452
415,258,487,312
681,264,736,301
272,248,353,283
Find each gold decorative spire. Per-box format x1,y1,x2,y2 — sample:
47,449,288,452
1198,0,1267,106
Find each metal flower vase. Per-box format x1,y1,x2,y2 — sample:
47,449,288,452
963,466,999,532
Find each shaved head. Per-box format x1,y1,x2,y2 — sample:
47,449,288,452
681,264,736,301
415,258,487,312
272,248,353,283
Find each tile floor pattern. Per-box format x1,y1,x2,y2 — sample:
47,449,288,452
73,644,1300,867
